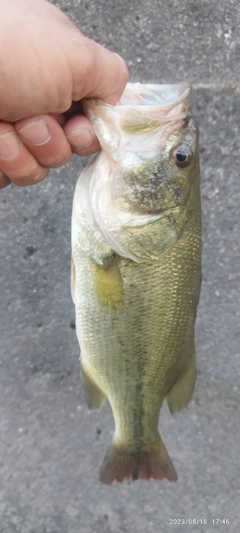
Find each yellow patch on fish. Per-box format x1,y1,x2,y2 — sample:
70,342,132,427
91,256,124,310
121,109,160,135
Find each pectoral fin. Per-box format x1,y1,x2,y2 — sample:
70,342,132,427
80,363,106,410
166,345,196,413
92,255,123,310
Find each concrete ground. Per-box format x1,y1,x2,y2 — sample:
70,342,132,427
0,0,240,531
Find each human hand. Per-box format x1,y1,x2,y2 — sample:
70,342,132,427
0,0,128,188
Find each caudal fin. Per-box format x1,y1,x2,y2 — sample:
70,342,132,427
99,437,178,485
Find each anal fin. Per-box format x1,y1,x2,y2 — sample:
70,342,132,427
80,363,106,410
166,344,196,414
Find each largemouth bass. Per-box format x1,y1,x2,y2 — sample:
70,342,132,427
71,82,201,485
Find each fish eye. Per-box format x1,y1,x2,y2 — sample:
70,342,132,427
173,144,193,168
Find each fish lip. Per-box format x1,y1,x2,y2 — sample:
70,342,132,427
83,83,192,145
118,81,191,110
83,82,191,114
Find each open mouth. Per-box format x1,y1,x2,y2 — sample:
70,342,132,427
118,82,191,110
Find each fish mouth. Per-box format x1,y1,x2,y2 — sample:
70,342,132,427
118,82,191,110
83,82,191,119
83,82,192,147
82,82,195,262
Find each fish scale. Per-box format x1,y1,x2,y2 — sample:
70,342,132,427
71,82,201,484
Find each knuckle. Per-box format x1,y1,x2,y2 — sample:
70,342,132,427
0,131,21,162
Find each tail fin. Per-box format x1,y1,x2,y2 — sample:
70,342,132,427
99,437,178,485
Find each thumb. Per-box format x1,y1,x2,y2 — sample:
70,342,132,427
67,34,129,105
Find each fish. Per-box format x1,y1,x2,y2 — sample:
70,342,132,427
71,82,201,485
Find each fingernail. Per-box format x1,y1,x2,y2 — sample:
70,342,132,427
114,52,126,64
33,173,45,182
19,120,51,146
0,132,21,161
66,128,93,149
113,53,129,74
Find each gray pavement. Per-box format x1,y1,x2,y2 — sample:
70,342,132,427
0,0,240,531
